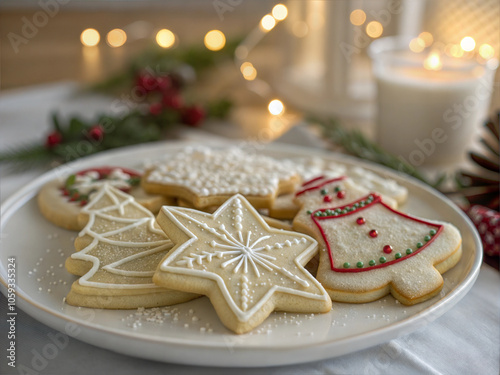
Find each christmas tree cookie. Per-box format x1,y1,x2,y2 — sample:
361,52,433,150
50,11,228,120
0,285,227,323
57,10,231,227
65,184,197,309
38,166,171,231
142,147,300,210
153,194,332,334
293,176,462,305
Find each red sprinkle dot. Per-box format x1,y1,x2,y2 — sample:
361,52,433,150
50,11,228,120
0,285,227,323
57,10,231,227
336,191,346,199
369,229,378,238
323,195,332,203
356,217,365,225
383,245,393,254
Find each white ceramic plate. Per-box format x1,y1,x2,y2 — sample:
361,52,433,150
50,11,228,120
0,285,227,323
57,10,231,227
0,141,482,367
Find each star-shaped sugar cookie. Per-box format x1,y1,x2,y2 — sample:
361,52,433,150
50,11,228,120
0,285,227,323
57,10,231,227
154,194,332,334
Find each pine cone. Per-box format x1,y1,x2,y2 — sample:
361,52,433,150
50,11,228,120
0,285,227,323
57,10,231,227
458,112,499,210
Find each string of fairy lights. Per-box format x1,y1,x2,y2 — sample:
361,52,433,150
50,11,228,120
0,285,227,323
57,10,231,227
79,3,496,116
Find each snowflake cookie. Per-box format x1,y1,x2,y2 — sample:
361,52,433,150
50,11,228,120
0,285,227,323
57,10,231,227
142,147,300,210
153,194,332,334
38,166,171,231
293,176,462,305
64,184,197,309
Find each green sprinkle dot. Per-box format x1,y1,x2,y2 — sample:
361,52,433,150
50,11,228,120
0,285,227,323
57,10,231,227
430,229,437,236
342,209,348,214
335,208,342,213
314,212,321,217
334,186,341,192
353,203,360,208
406,248,413,255
356,261,364,268
369,260,376,266
416,242,423,248
320,189,327,195
307,210,312,215
359,202,366,207
395,252,402,259
424,235,431,241
343,262,350,269
379,256,386,263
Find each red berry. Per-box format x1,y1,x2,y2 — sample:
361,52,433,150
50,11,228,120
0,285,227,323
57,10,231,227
383,245,393,254
46,131,62,148
181,105,205,127
369,229,378,238
136,74,158,92
356,217,365,225
79,200,88,206
162,91,183,109
323,195,332,203
156,76,172,92
149,102,163,116
88,125,104,141
61,188,69,196
337,190,346,199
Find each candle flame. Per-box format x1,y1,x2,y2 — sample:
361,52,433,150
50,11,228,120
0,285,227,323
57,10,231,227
424,51,442,71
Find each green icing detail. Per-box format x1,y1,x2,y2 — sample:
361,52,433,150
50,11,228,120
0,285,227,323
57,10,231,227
424,235,431,241
379,256,386,263
429,229,437,236
369,260,376,266
406,248,413,255
416,242,423,248
395,252,402,259
343,262,350,269
356,261,364,268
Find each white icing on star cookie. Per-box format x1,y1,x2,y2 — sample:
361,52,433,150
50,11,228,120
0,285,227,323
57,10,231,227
142,147,300,209
154,194,332,334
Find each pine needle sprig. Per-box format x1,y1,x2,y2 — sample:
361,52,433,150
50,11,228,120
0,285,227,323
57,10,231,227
310,116,445,188
0,143,53,172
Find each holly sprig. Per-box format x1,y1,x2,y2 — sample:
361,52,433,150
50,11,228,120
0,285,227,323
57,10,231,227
0,41,236,171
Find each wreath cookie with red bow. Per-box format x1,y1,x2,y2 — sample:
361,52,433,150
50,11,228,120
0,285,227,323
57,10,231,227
37,166,172,231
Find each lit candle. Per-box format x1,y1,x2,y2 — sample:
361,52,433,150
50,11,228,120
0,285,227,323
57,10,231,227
370,36,498,167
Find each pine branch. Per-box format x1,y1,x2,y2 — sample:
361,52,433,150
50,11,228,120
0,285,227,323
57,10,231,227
311,116,445,188
0,144,53,171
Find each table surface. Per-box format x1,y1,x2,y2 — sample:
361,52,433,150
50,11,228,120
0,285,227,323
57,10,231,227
0,82,499,375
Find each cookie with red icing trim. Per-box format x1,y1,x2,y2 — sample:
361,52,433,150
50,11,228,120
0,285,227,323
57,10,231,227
38,167,172,231
292,176,462,305
268,162,408,221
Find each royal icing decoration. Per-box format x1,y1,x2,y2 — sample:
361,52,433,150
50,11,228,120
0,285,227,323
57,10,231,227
310,194,443,273
155,194,331,326
62,167,141,205
70,184,172,289
292,174,462,305
146,147,297,197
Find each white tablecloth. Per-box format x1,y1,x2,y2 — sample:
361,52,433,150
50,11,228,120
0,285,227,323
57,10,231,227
1,83,499,375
